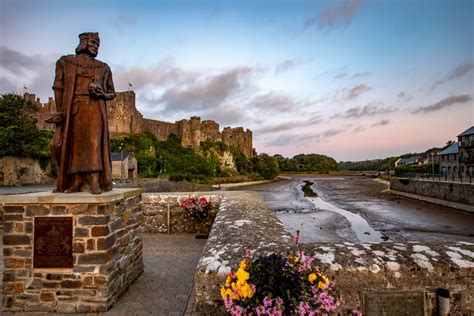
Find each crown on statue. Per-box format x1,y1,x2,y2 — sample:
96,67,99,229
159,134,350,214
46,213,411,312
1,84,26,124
79,32,100,43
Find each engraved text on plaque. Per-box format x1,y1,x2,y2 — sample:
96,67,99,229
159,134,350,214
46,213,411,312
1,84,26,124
34,217,73,268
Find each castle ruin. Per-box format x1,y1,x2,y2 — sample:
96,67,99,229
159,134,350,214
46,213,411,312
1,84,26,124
27,92,254,158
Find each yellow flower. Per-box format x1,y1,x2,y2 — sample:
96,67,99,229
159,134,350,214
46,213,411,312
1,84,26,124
239,260,247,270
221,287,235,300
225,275,232,287
239,283,255,299
308,273,317,283
294,257,300,263
318,274,329,289
236,268,249,284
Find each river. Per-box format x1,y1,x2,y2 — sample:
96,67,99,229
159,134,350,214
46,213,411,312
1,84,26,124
236,176,474,243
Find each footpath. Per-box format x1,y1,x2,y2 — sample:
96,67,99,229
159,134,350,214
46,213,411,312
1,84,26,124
1,234,206,316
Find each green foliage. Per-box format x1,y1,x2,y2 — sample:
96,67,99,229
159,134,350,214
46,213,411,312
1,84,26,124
395,163,438,176
339,157,399,171
0,93,53,160
111,132,231,179
251,154,280,179
232,147,252,173
276,153,339,173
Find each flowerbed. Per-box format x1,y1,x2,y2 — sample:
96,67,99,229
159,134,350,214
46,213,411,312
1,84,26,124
180,196,212,220
220,236,351,315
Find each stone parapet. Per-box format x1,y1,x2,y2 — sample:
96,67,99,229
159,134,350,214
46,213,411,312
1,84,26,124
390,178,474,208
141,193,221,234
1,188,144,313
195,191,474,315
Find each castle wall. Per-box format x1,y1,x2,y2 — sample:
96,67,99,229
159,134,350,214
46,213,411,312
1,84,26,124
32,91,254,158
142,119,178,141
107,91,143,138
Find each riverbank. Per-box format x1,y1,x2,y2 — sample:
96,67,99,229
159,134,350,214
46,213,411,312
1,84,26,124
241,175,474,243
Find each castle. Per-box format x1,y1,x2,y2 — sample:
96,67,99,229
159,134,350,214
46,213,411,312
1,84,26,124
26,92,254,158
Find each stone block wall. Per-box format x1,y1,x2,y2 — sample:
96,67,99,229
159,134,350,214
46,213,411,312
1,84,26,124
390,178,474,206
0,156,53,186
1,189,144,313
140,193,221,234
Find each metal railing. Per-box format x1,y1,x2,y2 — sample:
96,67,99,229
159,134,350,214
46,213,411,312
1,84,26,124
399,173,473,183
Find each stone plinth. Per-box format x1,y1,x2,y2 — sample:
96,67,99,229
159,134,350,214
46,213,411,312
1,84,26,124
1,188,144,313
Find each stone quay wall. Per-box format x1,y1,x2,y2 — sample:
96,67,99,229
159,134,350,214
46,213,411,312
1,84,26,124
140,193,221,235
193,191,474,315
390,178,474,210
1,189,144,313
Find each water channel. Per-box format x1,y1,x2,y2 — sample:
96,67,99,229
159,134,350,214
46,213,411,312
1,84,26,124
238,176,474,244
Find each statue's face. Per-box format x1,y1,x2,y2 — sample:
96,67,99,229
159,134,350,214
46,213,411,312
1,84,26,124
86,38,100,57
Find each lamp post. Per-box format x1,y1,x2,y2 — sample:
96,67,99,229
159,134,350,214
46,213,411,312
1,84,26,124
120,142,124,184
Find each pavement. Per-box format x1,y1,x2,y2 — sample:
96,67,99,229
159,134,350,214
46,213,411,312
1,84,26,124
1,234,206,316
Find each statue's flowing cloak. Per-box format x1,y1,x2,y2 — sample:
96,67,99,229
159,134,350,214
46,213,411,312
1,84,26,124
52,55,113,192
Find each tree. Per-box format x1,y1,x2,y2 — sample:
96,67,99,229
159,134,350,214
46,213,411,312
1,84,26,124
0,93,52,159
252,154,280,179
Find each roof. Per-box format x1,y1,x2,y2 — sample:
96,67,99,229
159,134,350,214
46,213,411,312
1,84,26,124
399,156,418,164
111,152,132,161
439,142,459,155
458,126,474,137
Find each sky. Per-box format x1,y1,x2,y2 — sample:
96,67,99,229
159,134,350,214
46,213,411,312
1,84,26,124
1,0,473,161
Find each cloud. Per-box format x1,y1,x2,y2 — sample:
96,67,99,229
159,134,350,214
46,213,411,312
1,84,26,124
255,115,323,134
431,62,474,90
331,103,394,119
275,60,297,75
266,133,319,147
247,91,300,112
114,57,200,90
304,0,364,30
412,95,472,114
353,126,365,133
0,46,38,75
333,71,371,81
372,119,390,127
0,46,55,101
397,91,413,103
346,84,371,100
202,105,246,126
158,67,255,113
322,125,352,137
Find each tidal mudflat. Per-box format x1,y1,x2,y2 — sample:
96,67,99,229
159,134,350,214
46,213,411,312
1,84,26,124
237,176,474,243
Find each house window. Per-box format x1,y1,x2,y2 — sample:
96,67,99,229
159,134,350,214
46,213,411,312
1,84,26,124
448,166,451,173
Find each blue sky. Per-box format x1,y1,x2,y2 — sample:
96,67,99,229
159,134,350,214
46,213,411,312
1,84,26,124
1,0,473,161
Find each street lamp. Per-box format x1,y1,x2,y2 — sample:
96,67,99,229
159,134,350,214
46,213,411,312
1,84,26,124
120,142,124,184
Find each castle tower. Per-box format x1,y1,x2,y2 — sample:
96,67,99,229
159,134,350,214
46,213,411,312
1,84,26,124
190,116,202,149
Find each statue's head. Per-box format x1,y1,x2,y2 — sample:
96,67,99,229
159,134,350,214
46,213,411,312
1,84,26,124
75,32,100,57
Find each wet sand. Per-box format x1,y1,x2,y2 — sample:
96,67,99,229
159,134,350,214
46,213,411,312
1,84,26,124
237,176,474,243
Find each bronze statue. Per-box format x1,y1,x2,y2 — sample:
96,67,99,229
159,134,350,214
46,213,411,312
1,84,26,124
47,32,116,194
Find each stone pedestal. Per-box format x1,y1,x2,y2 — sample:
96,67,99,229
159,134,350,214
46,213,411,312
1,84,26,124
1,188,144,313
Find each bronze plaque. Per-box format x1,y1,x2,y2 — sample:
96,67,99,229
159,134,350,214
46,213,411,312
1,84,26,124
34,217,73,268
364,291,424,316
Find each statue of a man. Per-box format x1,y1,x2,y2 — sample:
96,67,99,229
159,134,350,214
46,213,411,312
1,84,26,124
48,32,116,194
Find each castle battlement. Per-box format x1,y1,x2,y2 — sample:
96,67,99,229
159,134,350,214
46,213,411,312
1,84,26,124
31,91,254,158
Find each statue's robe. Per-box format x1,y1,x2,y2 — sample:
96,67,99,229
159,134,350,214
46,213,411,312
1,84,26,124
52,54,115,192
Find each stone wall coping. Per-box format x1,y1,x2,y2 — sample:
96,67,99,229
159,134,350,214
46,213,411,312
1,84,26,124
0,188,143,204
